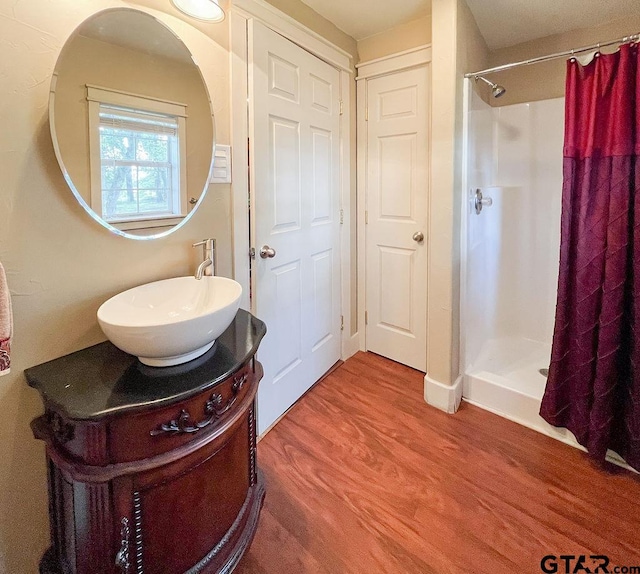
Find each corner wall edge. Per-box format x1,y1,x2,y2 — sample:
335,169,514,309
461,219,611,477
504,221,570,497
424,374,463,413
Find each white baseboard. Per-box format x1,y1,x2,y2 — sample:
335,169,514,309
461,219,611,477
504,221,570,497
342,332,360,361
424,374,463,413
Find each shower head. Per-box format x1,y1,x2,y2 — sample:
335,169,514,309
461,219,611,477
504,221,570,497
475,75,506,98
492,83,506,98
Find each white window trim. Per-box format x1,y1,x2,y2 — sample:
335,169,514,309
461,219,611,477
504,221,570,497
86,85,188,230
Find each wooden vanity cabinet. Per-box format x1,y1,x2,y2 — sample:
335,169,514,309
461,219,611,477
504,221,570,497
27,310,266,574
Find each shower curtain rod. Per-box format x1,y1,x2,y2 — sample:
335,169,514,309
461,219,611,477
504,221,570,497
465,33,640,78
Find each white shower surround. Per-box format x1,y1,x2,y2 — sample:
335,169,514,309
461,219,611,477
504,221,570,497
460,86,636,471
464,92,563,357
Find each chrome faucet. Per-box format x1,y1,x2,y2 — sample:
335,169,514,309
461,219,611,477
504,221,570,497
193,239,216,279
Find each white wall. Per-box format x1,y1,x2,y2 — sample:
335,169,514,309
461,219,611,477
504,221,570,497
464,87,494,366
464,93,564,369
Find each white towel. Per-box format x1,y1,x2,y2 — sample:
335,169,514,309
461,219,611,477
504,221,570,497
0,261,12,376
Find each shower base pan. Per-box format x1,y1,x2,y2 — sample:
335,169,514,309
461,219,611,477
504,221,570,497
463,337,635,473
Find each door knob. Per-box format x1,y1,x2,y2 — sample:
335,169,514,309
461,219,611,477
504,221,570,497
412,231,425,243
474,189,493,214
259,245,276,259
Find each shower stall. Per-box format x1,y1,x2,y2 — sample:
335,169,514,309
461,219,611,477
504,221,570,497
461,36,640,471
460,83,577,444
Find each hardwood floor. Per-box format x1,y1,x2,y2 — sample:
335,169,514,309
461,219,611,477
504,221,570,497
237,352,640,574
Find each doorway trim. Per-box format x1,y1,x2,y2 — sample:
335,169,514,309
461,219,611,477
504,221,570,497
355,45,432,354
229,0,357,359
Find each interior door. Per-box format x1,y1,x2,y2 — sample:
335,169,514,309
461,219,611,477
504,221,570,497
249,20,342,434
365,66,429,372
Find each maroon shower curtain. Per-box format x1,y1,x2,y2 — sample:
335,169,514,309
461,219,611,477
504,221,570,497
540,43,640,471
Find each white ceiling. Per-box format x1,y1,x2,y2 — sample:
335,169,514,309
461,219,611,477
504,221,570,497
300,0,431,40
300,0,639,49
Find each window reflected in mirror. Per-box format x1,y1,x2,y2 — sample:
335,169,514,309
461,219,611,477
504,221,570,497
99,107,181,222
87,85,189,230
49,8,215,239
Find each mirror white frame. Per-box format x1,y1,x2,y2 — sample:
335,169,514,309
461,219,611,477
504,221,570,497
48,7,216,240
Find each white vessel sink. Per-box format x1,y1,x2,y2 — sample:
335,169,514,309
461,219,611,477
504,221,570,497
97,276,242,367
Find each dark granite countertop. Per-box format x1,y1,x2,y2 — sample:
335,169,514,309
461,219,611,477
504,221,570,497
25,309,266,421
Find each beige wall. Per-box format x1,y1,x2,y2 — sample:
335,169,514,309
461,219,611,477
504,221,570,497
0,2,231,571
487,14,640,107
357,15,432,63
0,0,359,570
428,0,458,393
54,33,213,214
426,0,488,403
264,0,358,57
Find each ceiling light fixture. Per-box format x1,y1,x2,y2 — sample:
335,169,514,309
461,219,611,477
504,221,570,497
171,0,225,22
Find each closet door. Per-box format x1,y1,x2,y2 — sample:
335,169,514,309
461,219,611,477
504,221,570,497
365,66,430,371
249,20,342,433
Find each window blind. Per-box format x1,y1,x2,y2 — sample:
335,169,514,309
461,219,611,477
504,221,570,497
99,105,178,136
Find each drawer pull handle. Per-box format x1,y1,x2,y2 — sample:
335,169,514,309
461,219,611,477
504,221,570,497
232,373,248,392
150,371,250,436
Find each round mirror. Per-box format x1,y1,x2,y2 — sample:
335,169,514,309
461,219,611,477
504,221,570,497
49,8,215,239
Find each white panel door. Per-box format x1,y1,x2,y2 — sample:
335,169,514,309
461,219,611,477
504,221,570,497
249,21,341,434
365,66,429,371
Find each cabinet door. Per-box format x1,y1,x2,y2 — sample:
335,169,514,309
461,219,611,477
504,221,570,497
127,413,252,573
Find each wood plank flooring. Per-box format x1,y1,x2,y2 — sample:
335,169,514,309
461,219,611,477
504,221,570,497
237,352,640,574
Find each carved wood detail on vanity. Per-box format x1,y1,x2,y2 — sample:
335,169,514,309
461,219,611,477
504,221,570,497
149,369,249,437
114,517,131,573
27,310,266,574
